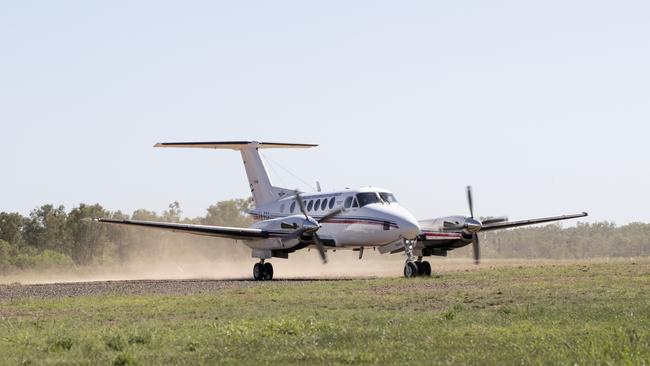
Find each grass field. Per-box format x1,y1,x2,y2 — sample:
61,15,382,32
1,259,649,365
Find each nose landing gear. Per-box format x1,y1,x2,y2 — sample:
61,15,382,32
403,260,432,278
416,260,432,277
404,262,419,278
253,261,274,281
403,239,432,278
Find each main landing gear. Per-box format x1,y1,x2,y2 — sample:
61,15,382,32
253,261,274,281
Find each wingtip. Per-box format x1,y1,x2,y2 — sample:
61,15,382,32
153,143,163,148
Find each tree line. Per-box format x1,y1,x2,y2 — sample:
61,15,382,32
0,199,253,273
1,199,648,273
480,221,650,259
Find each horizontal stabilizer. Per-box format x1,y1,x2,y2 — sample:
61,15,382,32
154,141,317,150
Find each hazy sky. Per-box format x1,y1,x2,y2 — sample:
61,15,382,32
1,1,648,224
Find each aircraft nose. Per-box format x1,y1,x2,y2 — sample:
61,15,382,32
396,215,421,240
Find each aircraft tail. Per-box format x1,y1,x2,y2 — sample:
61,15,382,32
154,141,317,207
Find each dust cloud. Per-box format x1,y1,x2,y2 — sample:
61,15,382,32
1,230,631,285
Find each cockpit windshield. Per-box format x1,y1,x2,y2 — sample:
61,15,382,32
379,192,398,203
353,192,399,207
356,192,383,207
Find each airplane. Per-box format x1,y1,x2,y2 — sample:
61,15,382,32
90,141,588,280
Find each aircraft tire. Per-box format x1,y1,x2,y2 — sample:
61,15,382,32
404,262,419,278
420,261,432,277
263,263,274,280
253,263,264,281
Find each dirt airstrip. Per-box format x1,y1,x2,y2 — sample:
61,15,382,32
1,258,634,302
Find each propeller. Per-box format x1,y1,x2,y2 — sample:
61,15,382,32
472,232,480,265
441,187,507,264
467,186,475,219
281,191,345,264
466,186,481,265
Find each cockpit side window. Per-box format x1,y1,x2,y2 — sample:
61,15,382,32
344,197,353,208
379,192,398,203
352,197,359,208
290,201,296,213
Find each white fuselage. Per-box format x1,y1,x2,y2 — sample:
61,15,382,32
247,186,421,251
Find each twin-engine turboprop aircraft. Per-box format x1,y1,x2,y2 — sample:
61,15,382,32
91,141,587,279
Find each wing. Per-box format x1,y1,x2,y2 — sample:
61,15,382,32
89,218,277,241
480,212,588,231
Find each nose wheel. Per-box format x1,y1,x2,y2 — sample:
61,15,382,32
404,262,419,278
253,261,274,281
404,258,432,278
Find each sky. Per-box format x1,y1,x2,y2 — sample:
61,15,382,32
0,1,648,225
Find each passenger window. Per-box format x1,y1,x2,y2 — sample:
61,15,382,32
280,204,285,213
290,202,296,213
321,199,328,211
344,197,353,208
352,198,359,208
307,200,314,211
329,197,335,209
314,199,321,211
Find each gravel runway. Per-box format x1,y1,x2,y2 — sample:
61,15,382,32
0,279,309,302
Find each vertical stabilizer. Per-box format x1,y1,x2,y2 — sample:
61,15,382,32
154,141,318,207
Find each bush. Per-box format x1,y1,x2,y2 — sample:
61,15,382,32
0,240,18,273
8,249,75,271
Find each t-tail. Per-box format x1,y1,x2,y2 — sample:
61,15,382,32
154,141,317,207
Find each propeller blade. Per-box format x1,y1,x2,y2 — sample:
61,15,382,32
318,207,344,223
282,228,307,241
294,191,309,219
313,233,328,264
472,233,480,265
467,186,474,218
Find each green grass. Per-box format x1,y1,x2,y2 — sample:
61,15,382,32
1,260,649,365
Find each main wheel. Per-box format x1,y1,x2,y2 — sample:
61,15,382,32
263,262,274,280
420,261,432,277
253,263,264,281
404,262,419,278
